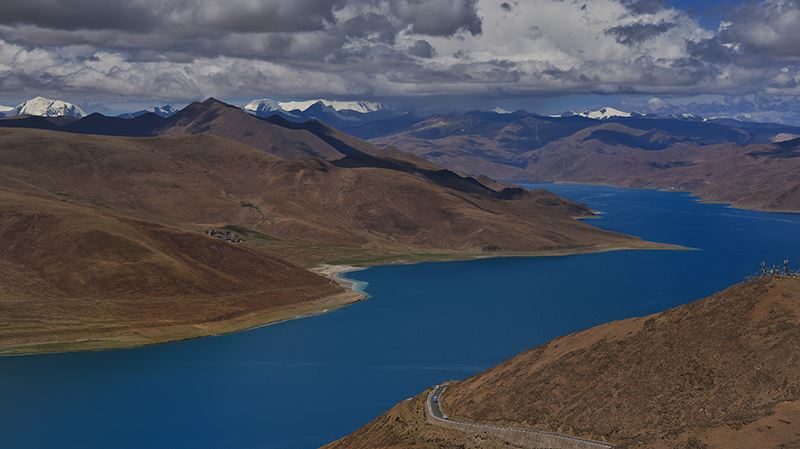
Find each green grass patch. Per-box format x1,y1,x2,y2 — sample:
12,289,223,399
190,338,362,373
239,200,262,212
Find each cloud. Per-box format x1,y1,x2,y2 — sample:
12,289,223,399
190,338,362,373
606,21,677,45
0,0,341,34
389,0,482,36
408,39,436,58
621,0,666,14
0,0,798,110
718,0,800,61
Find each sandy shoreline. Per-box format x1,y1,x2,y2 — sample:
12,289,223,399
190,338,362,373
312,264,371,295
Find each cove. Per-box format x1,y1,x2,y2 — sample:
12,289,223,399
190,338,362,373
1,184,799,449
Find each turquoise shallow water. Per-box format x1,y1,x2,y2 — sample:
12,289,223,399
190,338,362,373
1,184,799,449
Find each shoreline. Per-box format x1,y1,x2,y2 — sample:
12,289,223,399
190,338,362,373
0,241,681,358
0,289,366,358
509,179,800,215
312,264,370,294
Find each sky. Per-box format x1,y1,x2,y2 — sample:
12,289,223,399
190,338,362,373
1,0,799,121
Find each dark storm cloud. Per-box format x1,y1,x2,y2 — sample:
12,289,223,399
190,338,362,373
620,0,665,14
340,13,398,44
605,21,677,45
408,39,436,58
719,0,800,60
0,0,482,62
389,0,482,36
686,38,736,65
0,0,341,34
0,1,160,31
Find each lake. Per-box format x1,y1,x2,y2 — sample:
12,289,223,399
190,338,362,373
2,184,799,449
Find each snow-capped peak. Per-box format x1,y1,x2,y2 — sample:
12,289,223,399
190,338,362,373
0,104,14,117
117,104,177,119
578,107,632,120
244,97,383,114
147,105,176,117
243,98,283,114
665,112,707,122
279,99,382,113
492,107,512,114
15,96,86,118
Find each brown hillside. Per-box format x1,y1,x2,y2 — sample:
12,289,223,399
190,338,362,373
160,98,346,160
0,128,652,254
0,127,660,354
376,119,800,212
521,124,800,212
327,276,800,449
0,188,346,355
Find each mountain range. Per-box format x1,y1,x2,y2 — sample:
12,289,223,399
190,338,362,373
244,98,383,114
241,97,402,133
370,109,800,211
5,95,798,212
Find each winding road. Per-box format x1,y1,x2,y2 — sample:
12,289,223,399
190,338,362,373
426,383,615,449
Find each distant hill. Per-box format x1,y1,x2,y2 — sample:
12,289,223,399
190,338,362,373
327,275,800,449
371,111,800,211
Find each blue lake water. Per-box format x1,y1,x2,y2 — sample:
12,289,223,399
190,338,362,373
2,184,799,449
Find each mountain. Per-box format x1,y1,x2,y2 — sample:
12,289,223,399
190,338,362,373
577,106,636,119
243,97,383,114
326,275,800,449
0,186,347,355
279,99,382,113
14,96,86,118
371,111,800,211
0,104,13,117
243,97,396,133
117,105,177,119
0,101,661,353
242,98,286,115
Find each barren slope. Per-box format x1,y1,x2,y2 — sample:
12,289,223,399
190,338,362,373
0,188,348,355
0,128,653,254
327,276,800,449
375,117,800,212
520,125,800,212
0,127,660,354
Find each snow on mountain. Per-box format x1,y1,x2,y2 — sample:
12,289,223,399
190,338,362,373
578,107,633,119
146,105,176,117
281,99,382,113
244,97,383,114
118,105,177,119
0,104,14,117
15,96,86,118
665,112,707,122
492,107,512,114
243,98,284,115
